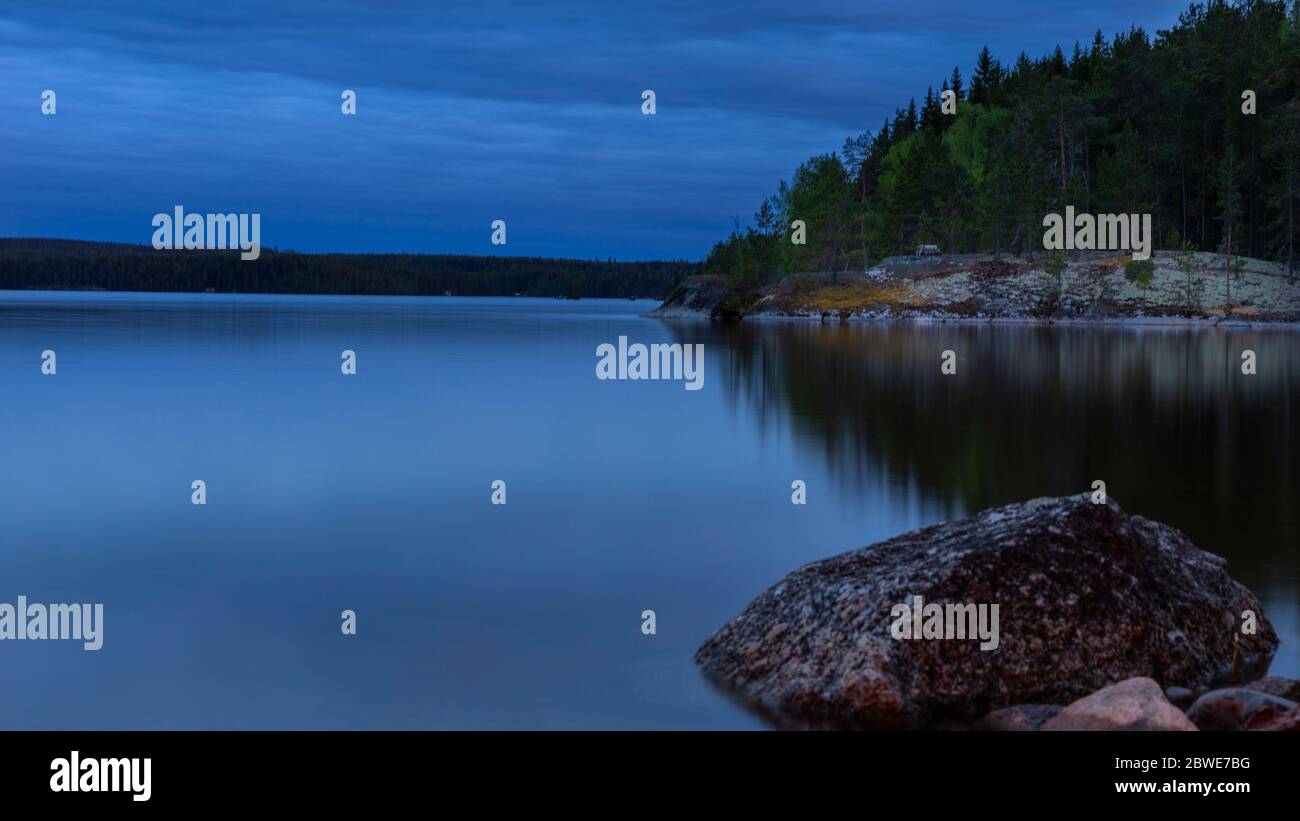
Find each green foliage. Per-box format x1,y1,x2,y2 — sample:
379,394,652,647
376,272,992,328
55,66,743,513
711,0,1300,272
1124,258,1155,288
778,154,857,278
1096,120,1156,214
1040,251,1070,312
1045,252,1068,278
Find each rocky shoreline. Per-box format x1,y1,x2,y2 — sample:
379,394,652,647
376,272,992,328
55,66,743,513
652,251,1300,324
695,495,1295,730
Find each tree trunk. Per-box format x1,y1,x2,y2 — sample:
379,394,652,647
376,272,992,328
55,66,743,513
1224,225,1232,314
1058,113,1067,195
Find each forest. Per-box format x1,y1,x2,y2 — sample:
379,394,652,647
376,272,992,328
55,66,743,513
702,0,1300,287
0,239,690,299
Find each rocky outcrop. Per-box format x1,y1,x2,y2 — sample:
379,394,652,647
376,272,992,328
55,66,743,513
695,495,1277,728
1041,677,1197,731
648,253,1300,323
645,275,728,317
1185,688,1298,731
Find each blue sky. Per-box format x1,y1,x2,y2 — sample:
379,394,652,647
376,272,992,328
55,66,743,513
0,0,1194,260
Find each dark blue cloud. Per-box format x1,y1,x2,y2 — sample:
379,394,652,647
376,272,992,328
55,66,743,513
0,1,1193,259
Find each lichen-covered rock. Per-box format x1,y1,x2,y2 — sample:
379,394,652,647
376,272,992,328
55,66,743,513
1041,677,1197,731
694,495,1277,728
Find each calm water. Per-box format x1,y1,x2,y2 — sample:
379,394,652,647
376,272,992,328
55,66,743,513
0,291,1296,729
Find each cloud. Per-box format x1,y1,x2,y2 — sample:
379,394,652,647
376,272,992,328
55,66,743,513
0,0,1194,258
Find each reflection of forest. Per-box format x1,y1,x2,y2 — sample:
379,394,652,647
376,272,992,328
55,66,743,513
686,321,1297,565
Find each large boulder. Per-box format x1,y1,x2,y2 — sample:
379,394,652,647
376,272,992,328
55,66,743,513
694,495,1277,728
1041,677,1197,731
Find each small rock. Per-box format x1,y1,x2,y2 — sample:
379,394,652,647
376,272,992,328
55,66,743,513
1185,688,1298,731
1243,676,1300,702
985,704,1062,731
1249,705,1300,732
1165,686,1198,709
1041,677,1197,731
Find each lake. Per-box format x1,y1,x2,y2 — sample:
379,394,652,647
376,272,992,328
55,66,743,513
0,291,1295,728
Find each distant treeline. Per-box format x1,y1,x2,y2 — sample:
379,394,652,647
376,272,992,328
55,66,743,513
705,0,1300,285
0,239,693,299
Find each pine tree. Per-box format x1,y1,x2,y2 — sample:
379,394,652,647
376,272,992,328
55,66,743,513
921,87,943,131
706,0,1300,290
1215,142,1243,310
1264,102,1299,279
1096,120,1155,213
970,46,995,104
1262,2,1300,278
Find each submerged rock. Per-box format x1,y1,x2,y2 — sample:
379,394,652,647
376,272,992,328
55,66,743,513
694,495,1277,727
1042,677,1197,731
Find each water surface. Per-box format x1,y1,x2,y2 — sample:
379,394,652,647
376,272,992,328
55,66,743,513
1,292,1295,728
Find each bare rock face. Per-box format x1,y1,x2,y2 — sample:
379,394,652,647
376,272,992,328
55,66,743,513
694,495,1277,728
1041,677,1197,731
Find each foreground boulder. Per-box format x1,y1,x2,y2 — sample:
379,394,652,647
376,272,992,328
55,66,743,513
1042,678,1196,731
695,495,1277,727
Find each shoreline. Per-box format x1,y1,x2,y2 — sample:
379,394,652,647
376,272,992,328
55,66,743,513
0,288,664,304
646,305,1300,329
650,252,1300,327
